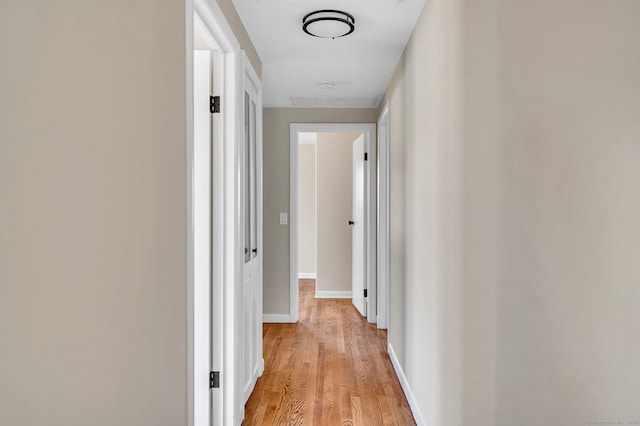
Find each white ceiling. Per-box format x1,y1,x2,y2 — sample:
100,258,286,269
231,0,427,108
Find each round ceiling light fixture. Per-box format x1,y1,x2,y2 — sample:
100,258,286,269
302,10,355,39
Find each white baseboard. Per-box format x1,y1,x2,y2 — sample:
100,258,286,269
298,273,317,279
315,291,352,299
388,342,426,426
262,314,293,323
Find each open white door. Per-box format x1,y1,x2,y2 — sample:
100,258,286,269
352,134,367,316
193,49,212,426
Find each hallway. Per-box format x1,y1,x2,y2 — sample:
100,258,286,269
243,279,415,425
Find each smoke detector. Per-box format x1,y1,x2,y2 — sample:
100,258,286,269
319,81,335,90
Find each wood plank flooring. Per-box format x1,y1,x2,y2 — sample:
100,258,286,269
243,279,416,425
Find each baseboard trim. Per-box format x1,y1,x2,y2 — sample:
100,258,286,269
388,342,426,426
298,273,317,279
262,314,293,323
315,291,352,299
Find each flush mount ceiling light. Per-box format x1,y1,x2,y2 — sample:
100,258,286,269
302,10,355,39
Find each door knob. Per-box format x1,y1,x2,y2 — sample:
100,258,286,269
348,220,355,225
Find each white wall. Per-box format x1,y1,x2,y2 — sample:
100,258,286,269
298,143,316,276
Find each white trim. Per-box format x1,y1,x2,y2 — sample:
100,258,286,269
186,4,195,425
315,291,353,299
290,123,377,326
289,126,299,323
210,49,226,426
377,103,390,329
298,273,317,279
263,314,293,323
231,50,245,426
188,1,242,425
388,342,426,426
193,49,213,426
365,127,377,324
194,0,240,51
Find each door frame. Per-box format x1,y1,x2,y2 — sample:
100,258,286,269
289,123,377,323
377,103,390,329
187,1,242,425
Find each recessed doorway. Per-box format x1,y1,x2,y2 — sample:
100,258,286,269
290,123,377,324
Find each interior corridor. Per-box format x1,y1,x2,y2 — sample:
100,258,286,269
243,279,415,425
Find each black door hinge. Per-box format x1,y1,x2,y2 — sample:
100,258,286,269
210,96,220,114
364,289,368,298
364,152,368,161
210,371,220,389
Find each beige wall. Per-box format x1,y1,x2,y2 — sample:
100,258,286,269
0,1,187,425
381,0,466,423
495,1,640,424
298,144,316,274
263,108,377,315
382,0,640,424
316,132,362,293
0,1,263,425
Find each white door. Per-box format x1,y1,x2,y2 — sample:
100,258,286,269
242,68,263,403
193,49,212,426
352,134,366,316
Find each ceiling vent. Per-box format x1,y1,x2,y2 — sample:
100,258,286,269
291,96,379,108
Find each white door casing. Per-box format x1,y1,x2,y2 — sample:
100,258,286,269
189,2,243,425
377,103,390,329
352,134,367,316
289,123,377,324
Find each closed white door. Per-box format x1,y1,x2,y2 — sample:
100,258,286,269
242,70,262,403
351,134,366,316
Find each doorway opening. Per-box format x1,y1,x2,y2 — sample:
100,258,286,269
296,132,364,311
290,124,377,324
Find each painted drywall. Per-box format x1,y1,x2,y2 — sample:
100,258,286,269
316,132,362,293
495,1,640,424
380,0,467,423
263,108,378,315
0,1,187,425
212,0,262,77
298,144,316,275
0,1,264,425
380,0,640,425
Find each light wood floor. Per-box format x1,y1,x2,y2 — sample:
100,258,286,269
243,279,416,425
